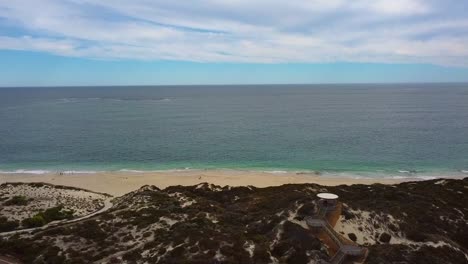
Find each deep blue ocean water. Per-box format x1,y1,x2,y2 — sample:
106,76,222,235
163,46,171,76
1,84,468,178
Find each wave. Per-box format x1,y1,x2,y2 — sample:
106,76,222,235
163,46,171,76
58,97,171,103
0,169,50,174
119,167,193,173
60,170,98,174
388,175,438,180
397,169,419,174
265,170,289,174
118,169,146,173
0,169,98,175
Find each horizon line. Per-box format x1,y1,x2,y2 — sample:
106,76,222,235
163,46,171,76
2,81,468,89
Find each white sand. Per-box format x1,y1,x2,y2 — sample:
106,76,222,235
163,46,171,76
0,170,409,196
0,183,108,223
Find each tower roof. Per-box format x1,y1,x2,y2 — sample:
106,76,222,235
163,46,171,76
317,193,338,200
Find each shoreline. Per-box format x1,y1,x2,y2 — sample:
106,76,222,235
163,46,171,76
1,169,463,196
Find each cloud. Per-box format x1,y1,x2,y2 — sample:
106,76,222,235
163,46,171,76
355,0,430,15
0,36,78,55
0,0,467,66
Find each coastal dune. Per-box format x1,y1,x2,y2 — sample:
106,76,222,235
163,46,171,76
1,178,466,263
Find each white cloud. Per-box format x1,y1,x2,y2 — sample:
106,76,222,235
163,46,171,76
0,0,467,66
0,36,78,55
355,0,430,15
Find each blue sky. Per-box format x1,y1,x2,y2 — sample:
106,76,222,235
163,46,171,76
1,0,468,86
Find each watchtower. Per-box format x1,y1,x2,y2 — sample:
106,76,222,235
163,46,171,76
317,193,339,211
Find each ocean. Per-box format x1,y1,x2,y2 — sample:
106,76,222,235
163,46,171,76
1,84,468,179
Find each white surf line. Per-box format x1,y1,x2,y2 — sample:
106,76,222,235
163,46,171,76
0,198,113,237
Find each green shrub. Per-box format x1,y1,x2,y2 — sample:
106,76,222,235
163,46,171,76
42,246,65,264
379,232,392,243
348,233,357,242
406,230,428,242
21,206,74,228
41,206,74,222
253,244,271,263
75,220,106,241
122,250,140,261
22,215,46,228
4,196,29,206
0,217,19,232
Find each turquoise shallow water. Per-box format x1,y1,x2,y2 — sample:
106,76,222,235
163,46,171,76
1,84,468,178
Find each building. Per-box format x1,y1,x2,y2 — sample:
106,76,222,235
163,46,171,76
317,192,339,211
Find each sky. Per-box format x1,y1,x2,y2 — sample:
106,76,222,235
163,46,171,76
1,0,468,86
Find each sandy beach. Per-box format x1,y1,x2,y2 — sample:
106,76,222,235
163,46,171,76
0,170,416,196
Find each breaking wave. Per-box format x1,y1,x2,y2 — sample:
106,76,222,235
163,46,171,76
58,97,171,103
0,170,98,175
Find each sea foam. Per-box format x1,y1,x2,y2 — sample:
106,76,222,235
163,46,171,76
61,170,98,174
0,169,50,175
0,169,98,175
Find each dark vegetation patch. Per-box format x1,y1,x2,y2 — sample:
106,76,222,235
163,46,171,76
0,217,19,232
348,233,357,242
367,244,468,264
3,195,30,206
379,232,391,243
22,206,74,228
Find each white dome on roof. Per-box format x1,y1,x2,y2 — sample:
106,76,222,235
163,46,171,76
317,193,338,199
